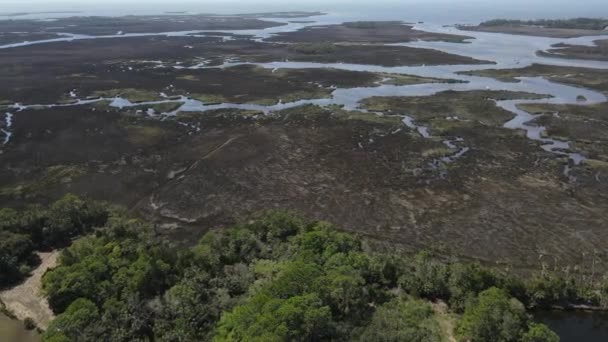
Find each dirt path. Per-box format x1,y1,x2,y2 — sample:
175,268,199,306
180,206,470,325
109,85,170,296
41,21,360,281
0,251,60,330
432,300,458,342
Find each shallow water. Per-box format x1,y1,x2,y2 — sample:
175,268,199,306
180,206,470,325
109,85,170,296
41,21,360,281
0,313,40,342
536,311,608,342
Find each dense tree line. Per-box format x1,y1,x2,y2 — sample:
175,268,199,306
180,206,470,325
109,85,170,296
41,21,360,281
0,194,109,287
36,209,573,342
480,18,608,30
2,199,606,340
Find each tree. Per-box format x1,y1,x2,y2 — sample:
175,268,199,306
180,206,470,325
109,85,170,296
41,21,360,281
249,210,304,243
522,323,560,342
526,274,577,308
399,252,449,299
0,195,110,287
42,221,178,314
290,222,361,264
0,231,34,285
152,265,253,341
45,193,109,247
448,263,498,312
456,287,528,342
44,298,101,342
33,210,566,341
356,297,442,342
214,293,333,342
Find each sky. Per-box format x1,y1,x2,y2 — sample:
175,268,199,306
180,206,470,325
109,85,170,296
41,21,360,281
5,0,607,4
1,0,607,23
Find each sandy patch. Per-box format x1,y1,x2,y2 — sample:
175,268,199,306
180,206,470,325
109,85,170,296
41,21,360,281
0,251,59,330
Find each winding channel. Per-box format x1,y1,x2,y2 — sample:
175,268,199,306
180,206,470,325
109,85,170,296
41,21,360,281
1,14,608,171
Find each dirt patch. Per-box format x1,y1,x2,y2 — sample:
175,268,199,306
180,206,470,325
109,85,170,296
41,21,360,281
431,300,457,342
0,251,59,330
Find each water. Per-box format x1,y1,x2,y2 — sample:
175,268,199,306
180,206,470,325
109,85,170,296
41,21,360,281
0,313,40,342
537,311,608,342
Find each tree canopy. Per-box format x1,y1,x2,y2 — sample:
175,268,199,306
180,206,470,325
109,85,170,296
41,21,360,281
0,204,569,341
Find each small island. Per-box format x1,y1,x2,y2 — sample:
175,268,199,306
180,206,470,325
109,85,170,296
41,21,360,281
460,17,608,37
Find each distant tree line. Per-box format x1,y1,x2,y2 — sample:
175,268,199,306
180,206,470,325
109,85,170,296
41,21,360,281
480,18,608,30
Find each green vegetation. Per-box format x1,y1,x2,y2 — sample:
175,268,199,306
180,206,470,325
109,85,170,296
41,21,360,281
91,88,162,103
130,102,183,114
361,90,549,131
518,102,608,161
356,297,442,342
289,42,337,55
539,39,608,62
380,73,463,86
523,323,560,342
23,317,36,331
190,93,228,104
480,18,608,30
456,287,544,342
335,111,404,126
343,21,403,29
0,194,109,287
124,125,168,146
458,64,608,95
272,104,404,127
2,198,607,341
246,89,332,105
32,209,608,341
0,165,86,198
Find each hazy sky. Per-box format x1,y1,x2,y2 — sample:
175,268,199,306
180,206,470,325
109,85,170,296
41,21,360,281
2,0,608,23
6,0,608,5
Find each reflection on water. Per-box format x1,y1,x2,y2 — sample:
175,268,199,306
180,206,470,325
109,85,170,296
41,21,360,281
536,311,608,342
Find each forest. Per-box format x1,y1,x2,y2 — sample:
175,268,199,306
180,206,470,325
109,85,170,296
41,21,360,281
2,196,607,341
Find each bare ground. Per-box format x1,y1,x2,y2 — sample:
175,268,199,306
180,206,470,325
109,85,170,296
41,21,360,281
0,251,59,330
432,300,457,342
